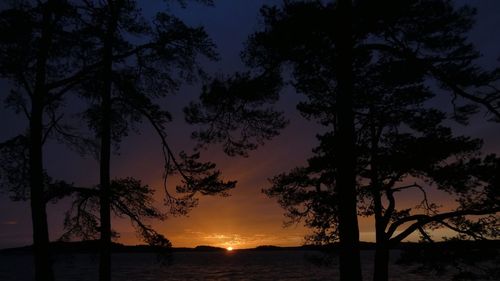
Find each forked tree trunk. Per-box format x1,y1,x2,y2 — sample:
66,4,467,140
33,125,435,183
335,1,363,281
30,1,54,280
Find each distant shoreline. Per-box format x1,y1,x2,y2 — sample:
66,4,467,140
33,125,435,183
1,240,499,254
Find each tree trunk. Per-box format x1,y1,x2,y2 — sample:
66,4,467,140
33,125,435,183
373,243,390,281
30,100,54,281
98,2,117,281
370,115,390,281
98,72,112,281
335,1,363,281
372,183,390,281
370,116,389,281
30,1,54,280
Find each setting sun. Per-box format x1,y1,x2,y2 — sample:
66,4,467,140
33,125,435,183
226,247,233,251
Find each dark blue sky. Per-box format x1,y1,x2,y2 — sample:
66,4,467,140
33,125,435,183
0,0,499,249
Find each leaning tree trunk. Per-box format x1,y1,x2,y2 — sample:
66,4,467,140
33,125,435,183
334,0,363,281
30,1,55,280
98,2,117,281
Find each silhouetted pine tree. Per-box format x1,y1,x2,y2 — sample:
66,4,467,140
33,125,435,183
189,1,365,279
70,1,235,280
187,1,499,281
0,2,90,280
1,1,236,281
355,1,500,280
265,55,499,280
356,0,500,121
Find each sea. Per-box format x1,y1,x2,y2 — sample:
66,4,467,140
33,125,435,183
0,250,478,280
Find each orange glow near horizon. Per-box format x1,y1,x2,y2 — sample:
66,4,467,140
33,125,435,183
106,128,318,249
23,112,482,251
107,133,462,249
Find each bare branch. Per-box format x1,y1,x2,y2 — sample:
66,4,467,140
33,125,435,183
388,207,500,244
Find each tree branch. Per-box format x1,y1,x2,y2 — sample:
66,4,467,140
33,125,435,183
360,43,500,120
388,207,500,244
45,42,157,92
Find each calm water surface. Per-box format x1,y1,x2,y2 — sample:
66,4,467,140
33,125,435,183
0,250,466,280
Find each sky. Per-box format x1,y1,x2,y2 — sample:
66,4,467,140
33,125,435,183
1,0,500,250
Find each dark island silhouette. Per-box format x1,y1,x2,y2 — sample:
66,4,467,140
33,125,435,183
2,240,499,254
